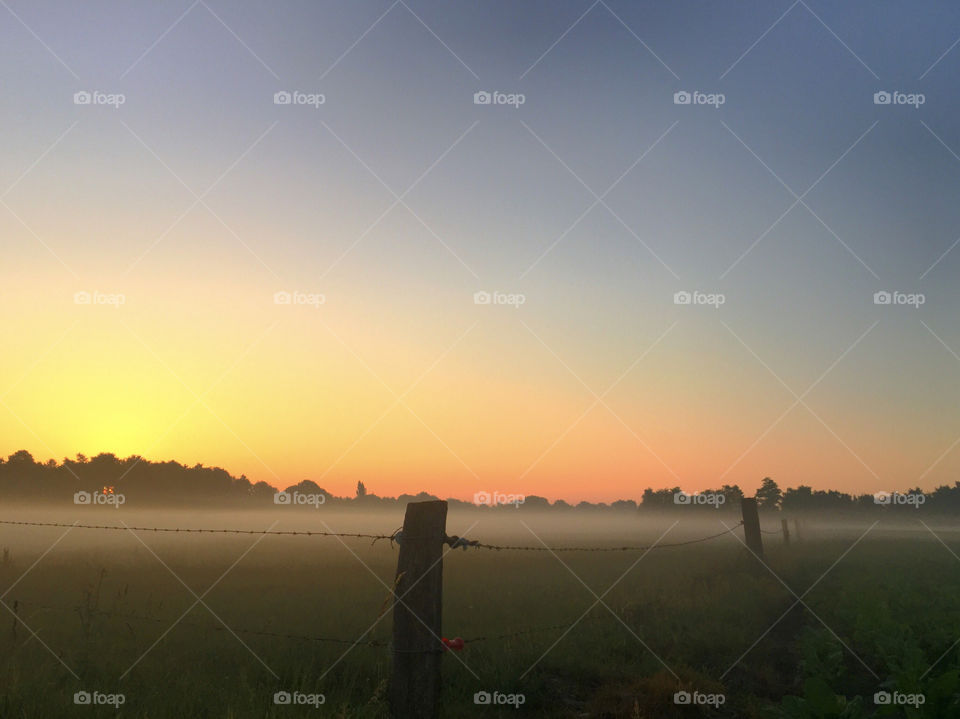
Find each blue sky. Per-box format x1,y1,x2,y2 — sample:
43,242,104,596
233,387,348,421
2,1,960,499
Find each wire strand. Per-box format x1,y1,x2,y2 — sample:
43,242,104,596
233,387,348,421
0,519,744,551
0,519,393,540
468,522,744,551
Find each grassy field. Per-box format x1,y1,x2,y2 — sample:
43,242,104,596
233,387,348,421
1,508,959,718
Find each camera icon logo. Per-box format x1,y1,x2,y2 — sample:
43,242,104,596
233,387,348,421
273,691,292,705
74,491,91,505
474,691,492,704
873,91,891,105
473,291,492,305
274,91,292,105
673,491,691,505
473,491,492,506
874,691,891,705
273,291,292,305
873,491,892,505
273,491,291,505
74,691,91,705
673,290,692,305
673,91,691,105
74,91,92,105
474,91,491,105
673,690,691,705
873,290,891,305
74,291,92,305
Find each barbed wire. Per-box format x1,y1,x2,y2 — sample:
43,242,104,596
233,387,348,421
0,519,744,551
454,522,744,551
0,519,393,541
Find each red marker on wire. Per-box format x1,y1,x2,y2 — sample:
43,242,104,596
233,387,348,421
441,637,464,651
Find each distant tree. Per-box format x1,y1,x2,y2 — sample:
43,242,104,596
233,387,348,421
781,485,812,512
756,477,782,510
249,481,277,500
515,495,546,510
639,487,679,509
284,479,328,497
7,450,35,465
720,484,744,504
356,480,367,498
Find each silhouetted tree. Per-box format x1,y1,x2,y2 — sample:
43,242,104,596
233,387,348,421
515,495,545,509
720,484,744,504
756,477,782,510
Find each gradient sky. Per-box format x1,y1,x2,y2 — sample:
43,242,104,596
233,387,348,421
2,1,959,501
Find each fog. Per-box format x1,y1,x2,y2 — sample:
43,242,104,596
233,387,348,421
2,504,956,561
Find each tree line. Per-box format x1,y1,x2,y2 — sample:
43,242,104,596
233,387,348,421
0,450,953,513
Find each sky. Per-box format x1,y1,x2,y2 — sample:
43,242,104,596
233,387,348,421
1,0,959,502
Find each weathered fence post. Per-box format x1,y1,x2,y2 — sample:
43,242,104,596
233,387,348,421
390,500,448,719
741,497,763,558
781,518,790,546
793,517,802,542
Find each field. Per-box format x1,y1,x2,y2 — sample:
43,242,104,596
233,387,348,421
1,508,959,718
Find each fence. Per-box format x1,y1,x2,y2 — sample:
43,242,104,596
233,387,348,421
0,500,779,718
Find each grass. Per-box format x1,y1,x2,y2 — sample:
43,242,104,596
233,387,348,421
1,510,959,717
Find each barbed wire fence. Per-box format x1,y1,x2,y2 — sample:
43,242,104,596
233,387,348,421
2,521,747,647
0,500,774,717
0,518,756,550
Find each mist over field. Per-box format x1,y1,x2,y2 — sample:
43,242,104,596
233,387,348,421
5,0,960,716
5,504,960,717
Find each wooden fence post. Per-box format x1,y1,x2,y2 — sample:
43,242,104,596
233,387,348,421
741,498,763,558
390,500,448,719
793,517,802,542
781,518,790,546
